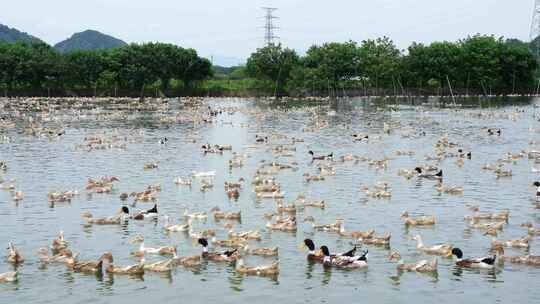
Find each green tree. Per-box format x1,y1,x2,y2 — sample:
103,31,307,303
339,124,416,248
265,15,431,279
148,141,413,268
246,44,299,95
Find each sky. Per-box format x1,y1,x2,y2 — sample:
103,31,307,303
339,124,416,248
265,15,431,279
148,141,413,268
0,0,535,65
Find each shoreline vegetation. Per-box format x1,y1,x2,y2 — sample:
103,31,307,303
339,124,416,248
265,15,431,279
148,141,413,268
0,35,538,98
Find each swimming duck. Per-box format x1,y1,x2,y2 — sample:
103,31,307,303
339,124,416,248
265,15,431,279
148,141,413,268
308,150,333,161
0,271,17,283
174,177,192,186
451,248,496,269
469,220,505,231
129,205,158,220
6,242,24,264
228,230,261,241
51,231,68,253
131,241,176,257
183,210,208,220
434,183,464,195
67,254,104,274
267,217,298,232
102,252,144,275
464,211,510,222
401,211,436,226
337,225,375,239
521,222,540,236
492,246,540,266
320,246,368,269
35,247,75,264
235,259,279,276
301,239,357,262
312,219,343,232
410,235,452,256
213,209,241,220
197,238,238,262
81,208,128,225
360,233,391,246
243,245,279,256
491,235,532,249
13,191,23,202
396,258,438,273
163,216,191,232
143,162,159,170
414,167,443,180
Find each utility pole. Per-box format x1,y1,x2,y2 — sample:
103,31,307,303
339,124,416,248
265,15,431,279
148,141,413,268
262,7,279,46
531,0,540,57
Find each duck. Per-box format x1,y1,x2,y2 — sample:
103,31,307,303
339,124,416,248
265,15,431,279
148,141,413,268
197,238,238,262
414,167,443,180
521,222,540,236
302,239,323,261
6,242,24,264
211,237,248,248
491,235,532,249
163,216,191,232
13,191,23,202
304,173,326,182
451,248,496,269
266,216,298,232
360,233,391,246
401,211,436,226
131,241,176,257
213,209,241,220
67,254,104,274
434,183,464,195
235,259,279,276
102,252,144,275
35,247,75,264
243,245,279,256
0,271,17,283
81,208,128,225
312,219,343,232
464,210,509,222
301,239,358,261
492,246,540,266
183,209,208,220
143,162,159,170
257,191,285,199
337,225,375,239
410,235,452,256
228,230,261,241
51,231,68,253
308,150,333,161
174,177,192,186
129,205,158,220
320,246,368,269
469,220,505,231
395,258,438,273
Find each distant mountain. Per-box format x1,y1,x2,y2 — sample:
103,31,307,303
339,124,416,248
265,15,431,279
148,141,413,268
0,23,44,44
211,55,245,67
54,30,127,53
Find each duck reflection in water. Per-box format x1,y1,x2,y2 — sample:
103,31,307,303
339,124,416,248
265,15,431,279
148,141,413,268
452,265,497,281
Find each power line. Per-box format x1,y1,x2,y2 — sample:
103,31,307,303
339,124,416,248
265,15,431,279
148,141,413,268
261,7,279,46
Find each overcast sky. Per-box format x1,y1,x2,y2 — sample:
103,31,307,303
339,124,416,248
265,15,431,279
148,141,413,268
0,0,535,64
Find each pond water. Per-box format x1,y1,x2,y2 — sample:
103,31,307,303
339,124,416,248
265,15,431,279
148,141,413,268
0,96,539,304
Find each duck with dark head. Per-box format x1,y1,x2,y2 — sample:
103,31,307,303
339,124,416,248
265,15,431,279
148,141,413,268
451,248,496,269
197,238,238,262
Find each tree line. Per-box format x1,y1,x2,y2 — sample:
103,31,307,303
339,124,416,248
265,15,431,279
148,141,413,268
0,35,538,98
246,35,539,96
0,42,212,97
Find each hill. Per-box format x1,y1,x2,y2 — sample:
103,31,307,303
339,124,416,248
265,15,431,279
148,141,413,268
0,23,44,44
54,29,127,53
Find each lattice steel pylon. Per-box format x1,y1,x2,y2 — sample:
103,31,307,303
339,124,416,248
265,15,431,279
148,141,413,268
530,0,540,56
262,7,279,46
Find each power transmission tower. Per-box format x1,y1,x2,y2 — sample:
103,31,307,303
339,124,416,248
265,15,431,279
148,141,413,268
531,0,540,56
262,7,279,46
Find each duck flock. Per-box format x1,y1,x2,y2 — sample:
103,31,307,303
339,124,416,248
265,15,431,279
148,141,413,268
1,96,540,301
